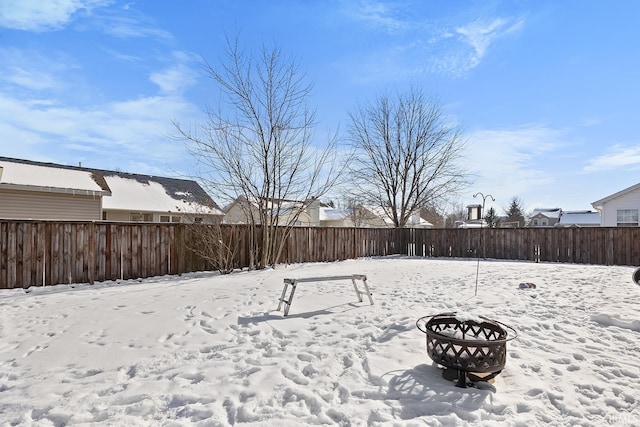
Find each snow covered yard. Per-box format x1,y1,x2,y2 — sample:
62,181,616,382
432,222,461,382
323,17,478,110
0,257,639,426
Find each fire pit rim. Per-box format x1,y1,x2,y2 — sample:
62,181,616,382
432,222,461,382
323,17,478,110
416,312,518,344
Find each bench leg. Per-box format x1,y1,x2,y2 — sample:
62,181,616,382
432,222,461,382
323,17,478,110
351,278,374,305
278,281,298,316
277,283,289,312
361,277,374,305
351,278,364,302
283,283,297,316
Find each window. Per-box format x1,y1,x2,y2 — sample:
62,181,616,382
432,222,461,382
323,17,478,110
160,215,182,223
617,209,639,227
131,213,152,222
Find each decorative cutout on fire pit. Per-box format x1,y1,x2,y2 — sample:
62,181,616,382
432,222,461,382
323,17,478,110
416,312,517,388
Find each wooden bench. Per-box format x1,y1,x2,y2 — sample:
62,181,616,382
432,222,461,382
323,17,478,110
277,274,374,316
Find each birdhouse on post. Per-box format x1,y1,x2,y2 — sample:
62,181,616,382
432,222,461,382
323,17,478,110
467,204,482,221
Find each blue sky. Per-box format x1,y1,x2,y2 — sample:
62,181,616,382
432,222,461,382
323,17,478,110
1,0,639,214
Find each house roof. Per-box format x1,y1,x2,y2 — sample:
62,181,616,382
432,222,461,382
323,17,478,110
98,172,222,215
0,156,222,215
531,208,562,219
0,156,111,196
557,211,600,226
592,182,640,208
319,207,351,221
226,195,309,216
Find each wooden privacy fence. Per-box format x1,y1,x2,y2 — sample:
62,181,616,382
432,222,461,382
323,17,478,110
0,221,638,289
402,227,640,266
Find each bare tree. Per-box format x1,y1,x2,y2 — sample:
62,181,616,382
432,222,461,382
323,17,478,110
174,35,341,269
444,202,467,228
348,88,468,227
420,204,445,228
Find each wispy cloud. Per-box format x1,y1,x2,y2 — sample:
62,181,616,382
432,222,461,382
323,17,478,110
338,1,524,80
583,145,640,172
453,18,524,72
341,0,408,32
89,7,173,41
0,87,200,174
464,125,566,208
0,0,112,32
0,48,76,92
149,52,199,95
428,17,524,76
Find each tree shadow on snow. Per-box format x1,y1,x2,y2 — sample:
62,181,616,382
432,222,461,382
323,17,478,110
385,363,493,421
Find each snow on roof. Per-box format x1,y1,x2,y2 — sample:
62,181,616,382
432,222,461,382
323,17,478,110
361,205,395,225
319,207,350,221
0,158,108,194
558,211,600,225
102,175,222,215
531,208,562,219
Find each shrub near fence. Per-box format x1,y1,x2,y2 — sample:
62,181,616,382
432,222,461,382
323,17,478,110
0,221,638,289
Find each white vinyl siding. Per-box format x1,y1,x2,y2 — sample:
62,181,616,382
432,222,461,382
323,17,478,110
599,188,640,226
0,188,101,220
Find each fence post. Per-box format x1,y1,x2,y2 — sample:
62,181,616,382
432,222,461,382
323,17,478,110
88,221,95,285
177,223,184,276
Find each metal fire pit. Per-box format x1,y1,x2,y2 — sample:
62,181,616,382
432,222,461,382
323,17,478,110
416,312,517,388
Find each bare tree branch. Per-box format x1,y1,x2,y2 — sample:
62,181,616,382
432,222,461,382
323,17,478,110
174,35,344,269
348,88,469,228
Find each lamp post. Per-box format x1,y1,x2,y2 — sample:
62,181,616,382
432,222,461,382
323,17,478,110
473,192,495,296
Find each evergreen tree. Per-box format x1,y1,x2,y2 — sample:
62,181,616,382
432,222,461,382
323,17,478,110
504,197,525,227
484,206,500,228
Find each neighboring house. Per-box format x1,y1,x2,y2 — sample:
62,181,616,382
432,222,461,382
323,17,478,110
528,208,562,227
556,210,601,227
0,157,222,223
223,195,313,226
317,207,354,227
454,220,484,229
0,157,111,220
343,205,390,228
592,182,640,227
223,197,433,228
97,170,223,223
357,205,433,228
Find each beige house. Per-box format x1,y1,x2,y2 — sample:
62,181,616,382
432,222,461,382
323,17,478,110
223,195,434,229
0,157,110,220
0,157,223,223
355,205,433,228
528,208,562,227
223,195,313,226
